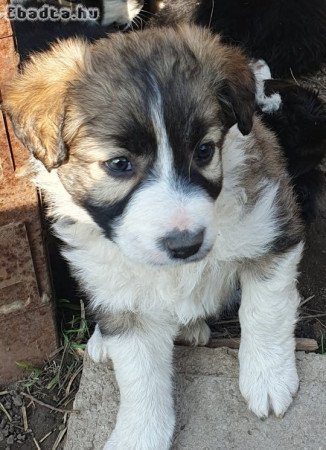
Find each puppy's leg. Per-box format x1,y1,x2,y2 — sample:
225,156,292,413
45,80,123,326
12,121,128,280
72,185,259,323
238,243,303,419
177,319,211,346
90,312,178,450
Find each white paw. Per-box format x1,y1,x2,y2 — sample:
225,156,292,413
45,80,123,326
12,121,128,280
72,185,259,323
177,319,211,346
239,355,299,418
103,421,173,450
87,325,110,363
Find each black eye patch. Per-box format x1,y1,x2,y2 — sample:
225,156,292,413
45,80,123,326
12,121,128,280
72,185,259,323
186,170,223,200
83,181,143,240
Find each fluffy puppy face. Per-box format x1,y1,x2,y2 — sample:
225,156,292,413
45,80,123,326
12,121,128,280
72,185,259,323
3,26,255,266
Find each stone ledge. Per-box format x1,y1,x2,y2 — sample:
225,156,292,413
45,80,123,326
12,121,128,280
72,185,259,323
65,347,326,450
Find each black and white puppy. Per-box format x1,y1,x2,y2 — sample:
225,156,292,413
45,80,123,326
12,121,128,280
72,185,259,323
151,0,326,77
4,27,304,449
252,60,326,221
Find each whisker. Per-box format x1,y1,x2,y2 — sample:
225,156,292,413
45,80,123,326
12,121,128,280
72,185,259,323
208,0,215,28
132,16,142,29
140,9,156,17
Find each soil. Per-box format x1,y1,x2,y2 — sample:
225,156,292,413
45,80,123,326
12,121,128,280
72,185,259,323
0,339,83,449
0,389,65,450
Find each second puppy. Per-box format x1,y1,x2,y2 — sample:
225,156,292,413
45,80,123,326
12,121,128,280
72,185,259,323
252,60,326,221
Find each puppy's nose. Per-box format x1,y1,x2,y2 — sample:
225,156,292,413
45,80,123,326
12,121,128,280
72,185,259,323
163,229,204,259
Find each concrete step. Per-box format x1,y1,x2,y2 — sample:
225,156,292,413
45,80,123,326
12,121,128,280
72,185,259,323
65,347,326,450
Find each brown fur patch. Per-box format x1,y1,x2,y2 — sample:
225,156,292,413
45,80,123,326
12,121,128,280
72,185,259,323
2,39,89,170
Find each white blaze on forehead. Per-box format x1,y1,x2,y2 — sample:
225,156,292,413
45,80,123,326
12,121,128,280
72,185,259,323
150,85,174,178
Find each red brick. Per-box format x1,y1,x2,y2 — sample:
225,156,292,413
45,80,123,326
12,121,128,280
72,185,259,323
0,0,12,39
0,29,58,384
0,305,58,385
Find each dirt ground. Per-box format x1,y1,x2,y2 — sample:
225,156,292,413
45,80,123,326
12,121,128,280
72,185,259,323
0,389,65,450
0,347,83,450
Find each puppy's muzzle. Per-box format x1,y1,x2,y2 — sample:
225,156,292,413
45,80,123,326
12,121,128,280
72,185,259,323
161,229,205,260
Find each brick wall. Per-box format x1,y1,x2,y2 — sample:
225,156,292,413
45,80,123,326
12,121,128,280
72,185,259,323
0,0,58,385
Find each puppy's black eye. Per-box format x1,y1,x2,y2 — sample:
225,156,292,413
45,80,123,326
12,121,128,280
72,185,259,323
195,141,215,166
104,157,133,175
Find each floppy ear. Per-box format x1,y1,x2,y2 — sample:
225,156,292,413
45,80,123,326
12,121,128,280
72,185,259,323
217,48,256,135
183,27,256,135
2,39,89,170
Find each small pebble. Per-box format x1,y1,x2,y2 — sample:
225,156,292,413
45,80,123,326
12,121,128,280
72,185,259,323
0,418,7,429
12,397,23,407
6,435,14,445
0,431,4,441
4,401,11,410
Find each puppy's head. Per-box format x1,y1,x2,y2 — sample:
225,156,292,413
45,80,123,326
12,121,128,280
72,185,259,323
3,26,255,265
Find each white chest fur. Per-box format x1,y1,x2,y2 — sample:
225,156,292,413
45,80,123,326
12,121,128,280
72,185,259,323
58,219,238,324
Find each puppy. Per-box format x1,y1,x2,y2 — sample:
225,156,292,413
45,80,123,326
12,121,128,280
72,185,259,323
3,26,304,449
252,60,326,221
151,0,326,77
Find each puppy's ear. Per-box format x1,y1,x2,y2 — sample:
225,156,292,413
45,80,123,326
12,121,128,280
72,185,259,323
2,39,89,170
180,26,256,135
217,48,256,135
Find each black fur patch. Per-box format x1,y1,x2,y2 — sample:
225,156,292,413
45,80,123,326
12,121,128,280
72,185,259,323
95,311,144,337
83,181,144,239
258,79,326,222
260,80,326,177
152,0,326,77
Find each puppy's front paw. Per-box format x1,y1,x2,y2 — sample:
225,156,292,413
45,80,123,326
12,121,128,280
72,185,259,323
103,423,173,450
239,357,299,418
87,325,110,363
